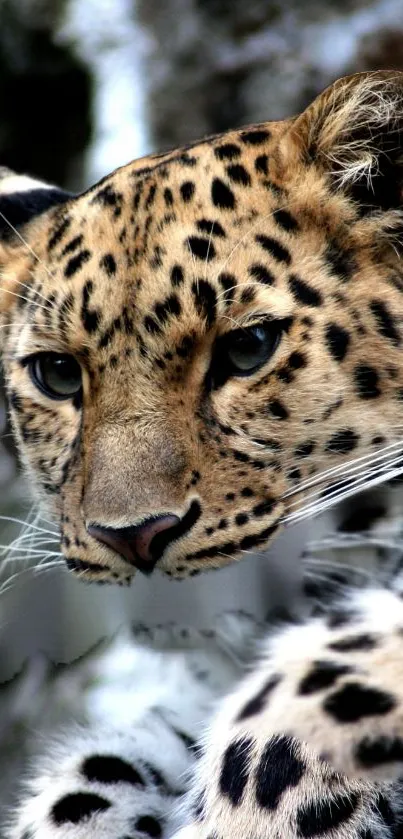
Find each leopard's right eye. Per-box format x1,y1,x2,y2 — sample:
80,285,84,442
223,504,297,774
27,353,82,401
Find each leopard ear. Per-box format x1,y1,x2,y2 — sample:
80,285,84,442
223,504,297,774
0,167,71,240
0,168,71,314
286,71,403,213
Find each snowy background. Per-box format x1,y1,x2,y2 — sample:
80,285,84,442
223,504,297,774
0,0,402,679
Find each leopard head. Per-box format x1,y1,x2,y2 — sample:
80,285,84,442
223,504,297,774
1,71,403,583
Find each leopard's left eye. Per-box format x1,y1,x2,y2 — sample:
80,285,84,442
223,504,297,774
225,323,280,374
209,321,284,389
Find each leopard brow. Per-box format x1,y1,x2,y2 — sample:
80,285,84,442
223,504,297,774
213,202,293,284
220,313,291,333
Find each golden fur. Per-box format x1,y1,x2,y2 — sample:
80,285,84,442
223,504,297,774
1,71,403,582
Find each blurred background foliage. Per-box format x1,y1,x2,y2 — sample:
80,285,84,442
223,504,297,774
0,0,402,675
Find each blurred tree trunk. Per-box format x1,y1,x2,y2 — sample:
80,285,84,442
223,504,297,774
0,0,92,490
137,0,403,150
0,0,92,189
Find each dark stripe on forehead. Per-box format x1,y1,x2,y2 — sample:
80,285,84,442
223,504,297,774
240,128,271,144
180,181,195,202
187,236,216,261
214,143,241,161
48,216,71,251
370,299,401,346
211,178,236,209
255,234,291,265
273,209,299,232
196,219,226,237
100,253,117,276
171,265,184,287
61,234,83,256
154,293,181,325
289,274,322,307
192,280,217,326
249,264,275,285
64,249,91,279
218,272,236,304
226,164,251,186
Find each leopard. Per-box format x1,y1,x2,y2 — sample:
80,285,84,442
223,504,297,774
3,70,403,838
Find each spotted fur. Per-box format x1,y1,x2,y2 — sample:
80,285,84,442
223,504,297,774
1,72,403,583
3,71,403,839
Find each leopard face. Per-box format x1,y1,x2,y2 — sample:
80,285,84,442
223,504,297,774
1,71,403,584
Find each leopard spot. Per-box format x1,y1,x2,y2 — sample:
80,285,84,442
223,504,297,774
52,792,111,825
219,736,254,805
298,660,353,695
297,791,359,837
324,683,396,722
81,755,146,786
237,674,282,721
255,736,305,810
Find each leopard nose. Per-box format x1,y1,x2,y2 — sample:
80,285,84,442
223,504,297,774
87,514,180,574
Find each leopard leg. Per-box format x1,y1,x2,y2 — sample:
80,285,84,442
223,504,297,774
178,585,403,839
5,717,195,839
181,737,400,839
252,585,403,783
5,615,259,839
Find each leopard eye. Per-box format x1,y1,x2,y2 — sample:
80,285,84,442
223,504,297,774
28,353,82,401
209,320,284,390
225,323,280,375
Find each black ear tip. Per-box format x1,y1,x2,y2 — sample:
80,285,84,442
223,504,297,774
0,170,72,240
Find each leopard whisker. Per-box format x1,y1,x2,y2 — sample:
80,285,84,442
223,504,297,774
216,278,265,304
283,439,403,500
0,559,64,598
0,515,58,535
0,283,51,313
307,533,403,552
285,447,403,514
204,223,215,282
0,210,53,279
0,322,37,330
33,556,64,570
213,203,291,284
284,460,403,525
1,545,60,559
302,556,379,585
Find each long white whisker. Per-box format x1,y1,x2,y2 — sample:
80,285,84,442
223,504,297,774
0,287,50,312
0,210,53,278
286,449,403,515
284,439,403,500
213,204,291,283
33,563,65,575
0,515,57,535
284,462,403,524
2,547,60,557
204,223,215,282
0,559,65,597
3,529,58,542
307,533,403,552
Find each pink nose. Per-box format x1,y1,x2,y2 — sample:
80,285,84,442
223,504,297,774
87,514,180,574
